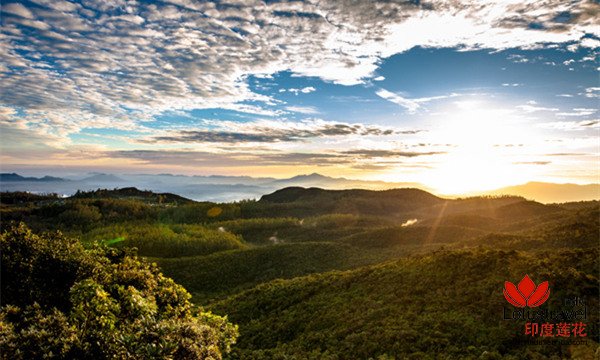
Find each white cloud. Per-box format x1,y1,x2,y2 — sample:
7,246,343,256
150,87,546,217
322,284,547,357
557,108,597,117
1,0,599,141
285,106,319,114
376,89,459,113
538,120,599,131
376,89,420,113
281,87,317,95
373,76,385,81
2,3,35,19
516,104,559,113
584,87,600,98
579,37,600,49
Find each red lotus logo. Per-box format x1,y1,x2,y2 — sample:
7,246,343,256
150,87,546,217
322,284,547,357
504,275,550,308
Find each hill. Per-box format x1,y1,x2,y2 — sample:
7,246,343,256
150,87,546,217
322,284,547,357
260,186,441,204
1,186,598,358
69,187,193,204
211,248,599,359
256,187,444,219
484,181,600,203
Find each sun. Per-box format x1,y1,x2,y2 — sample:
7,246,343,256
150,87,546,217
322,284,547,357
422,102,538,195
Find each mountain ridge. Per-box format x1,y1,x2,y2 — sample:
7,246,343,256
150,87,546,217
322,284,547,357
0,173,66,182
2,172,598,203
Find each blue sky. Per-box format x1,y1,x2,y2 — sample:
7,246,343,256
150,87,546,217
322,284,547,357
0,0,598,193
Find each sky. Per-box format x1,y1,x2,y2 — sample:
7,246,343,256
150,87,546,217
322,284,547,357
0,0,599,194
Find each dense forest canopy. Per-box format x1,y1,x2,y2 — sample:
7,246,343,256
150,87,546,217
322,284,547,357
0,187,598,359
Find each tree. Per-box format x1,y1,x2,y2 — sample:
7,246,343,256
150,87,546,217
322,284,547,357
0,223,238,359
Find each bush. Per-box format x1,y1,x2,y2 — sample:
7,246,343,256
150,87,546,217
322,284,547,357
0,223,238,359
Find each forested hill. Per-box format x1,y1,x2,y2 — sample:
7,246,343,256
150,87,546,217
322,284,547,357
70,187,194,204
253,186,549,221
1,185,598,358
260,186,442,204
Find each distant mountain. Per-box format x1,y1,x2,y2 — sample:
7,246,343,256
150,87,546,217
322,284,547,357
271,172,429,191
273,172,330,183
81,173,126,183
484,182,600,203
0,171,430,201
0,173,66,182
10,172,597,204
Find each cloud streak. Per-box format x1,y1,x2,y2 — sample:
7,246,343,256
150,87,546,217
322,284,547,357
109,146,444,169
143,120,396,144
375,89,459,113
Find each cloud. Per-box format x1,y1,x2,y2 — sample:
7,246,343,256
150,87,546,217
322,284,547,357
341,149,444,158
2,0,598,109
375,89,458,113
545,152,588,156
0,0,598,140
285,106,319,114
107,149,355,168
513,161,551,165
376,89,421,113
281,87,316,95
584,87,600,98
516,104,559,113
507,54,529,63
373,76,385,81
2,3,35,19
109,145,443,169
556,108,597,117
397,130,426,135
143,119,396,144
538,120,599,130
579,37,600,49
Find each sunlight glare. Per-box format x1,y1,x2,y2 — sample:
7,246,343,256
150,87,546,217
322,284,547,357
424,102,537,195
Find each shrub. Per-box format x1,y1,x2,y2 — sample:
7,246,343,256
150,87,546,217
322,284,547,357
0,223,238,359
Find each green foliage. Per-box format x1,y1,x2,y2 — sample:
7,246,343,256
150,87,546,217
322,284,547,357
211,248,599,359
156,242,388,303
81,223,247,257
211,215,390,245
0,191,59,204
340,225,487,248
1,187,599,359
71,187,193,204
0,224,238,359
159,203,242,223
57,202,103,229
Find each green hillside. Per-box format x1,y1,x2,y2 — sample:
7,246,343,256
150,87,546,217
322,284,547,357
1,187,598,358
211,248,599,359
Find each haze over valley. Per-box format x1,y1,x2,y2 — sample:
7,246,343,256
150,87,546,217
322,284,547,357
2,171,598,204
